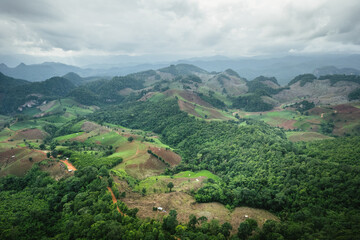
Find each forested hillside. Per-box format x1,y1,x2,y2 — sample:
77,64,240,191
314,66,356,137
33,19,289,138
0,64,360,239
89,98,360,239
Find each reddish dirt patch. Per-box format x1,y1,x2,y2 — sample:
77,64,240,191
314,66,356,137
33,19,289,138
278,119,297,130
12,128,47,140
0,148,46,177
41,161,73,180
149,147,181,166
165,90,212,107
309,107,326,115
141,156,166,169
107,186,126,215
333,104,360,114
178,100,201,117
60,159,77,171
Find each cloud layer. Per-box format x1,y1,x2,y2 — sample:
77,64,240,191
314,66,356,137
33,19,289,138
1,0,360,61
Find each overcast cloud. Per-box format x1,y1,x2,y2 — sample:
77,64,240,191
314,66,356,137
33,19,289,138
1,0,360,64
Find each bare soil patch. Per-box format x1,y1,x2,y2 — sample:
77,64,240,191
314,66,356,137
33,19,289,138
41,161,73,180
333,104,360,114
12,128,47,140
149,147,181,166
0,148,46,176
278,119,297,130
60,159,77,171
123,191,278,235
178,100,201,117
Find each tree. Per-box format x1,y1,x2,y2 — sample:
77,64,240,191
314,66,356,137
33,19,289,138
142,188,147,196
46,152,51,158
188,214,198,229
167,182,174,192
128,136,134,142
221,222,232,237
39,143,46,150
162,210,178,234
238,219,258,240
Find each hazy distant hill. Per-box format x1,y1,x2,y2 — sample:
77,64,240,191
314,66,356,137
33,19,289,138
0,62,83,82
313,66,360,77
177,54,360,85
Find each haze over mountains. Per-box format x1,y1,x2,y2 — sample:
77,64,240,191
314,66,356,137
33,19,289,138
1,54,360,84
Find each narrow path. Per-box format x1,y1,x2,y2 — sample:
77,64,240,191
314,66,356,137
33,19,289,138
107,186,126,215
60,159,77,171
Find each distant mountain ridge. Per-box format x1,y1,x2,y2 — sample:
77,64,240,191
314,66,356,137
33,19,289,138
2,54,360,84
313,66,360,77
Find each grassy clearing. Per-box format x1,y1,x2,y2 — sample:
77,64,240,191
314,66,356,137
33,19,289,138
286,131,333,142
122,191,279,233
10,120,42,131
86,131,127,146
148,93,167,102
54,132,85,142
174,170,221,182
0,128,14,141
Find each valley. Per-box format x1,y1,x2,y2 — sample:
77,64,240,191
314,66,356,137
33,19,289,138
1,64,360,239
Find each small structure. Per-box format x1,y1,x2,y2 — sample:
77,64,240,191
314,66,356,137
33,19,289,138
196,179,199,182
157,207,163,211
245,215,249,218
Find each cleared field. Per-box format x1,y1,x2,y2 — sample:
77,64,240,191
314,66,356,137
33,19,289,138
12,128,48,140
0,147,46,177
112,139,181,179
10,120,42,131
54,132,85,142
86,131,127,146
122,191,278,235
174,170,221,182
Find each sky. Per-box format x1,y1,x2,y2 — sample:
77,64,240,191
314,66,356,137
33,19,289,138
1,0,360,65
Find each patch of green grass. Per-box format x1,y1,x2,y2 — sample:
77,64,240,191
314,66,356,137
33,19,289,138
54,132,85,141
10,121,42,131
111,169,138,188
174,170,221,182
194,105,211,118
86,131,127,146
134,175,169,193
149,93,166,102
0,128,13,141
147,137,173,149
41,115,71,124
22,108,42,116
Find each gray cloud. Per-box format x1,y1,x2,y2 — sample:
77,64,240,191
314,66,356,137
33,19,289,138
0,0,359,63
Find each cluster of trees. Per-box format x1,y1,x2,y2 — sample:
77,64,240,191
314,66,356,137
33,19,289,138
290,100,315,114
0,76,75,114
89,99,360,239
247,76,285,95
231,95,273,112
69,76,144,105
197,91,226,109
348,88,360,101
288,74,317,87
1,164,276,239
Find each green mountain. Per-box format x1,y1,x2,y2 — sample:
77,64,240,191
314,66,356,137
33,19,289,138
0,72,29,93
0,76,76,114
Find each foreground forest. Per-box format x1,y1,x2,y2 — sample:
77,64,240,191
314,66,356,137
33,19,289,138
1,66,360,239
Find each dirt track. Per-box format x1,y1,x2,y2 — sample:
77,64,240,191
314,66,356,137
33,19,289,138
60,159,77,171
